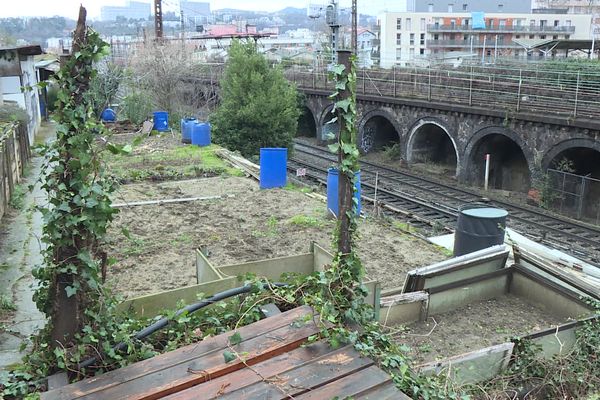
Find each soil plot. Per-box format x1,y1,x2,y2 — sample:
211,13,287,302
391,294,569,365
105,176,447,299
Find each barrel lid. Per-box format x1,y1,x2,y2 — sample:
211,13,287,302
461,207,508,219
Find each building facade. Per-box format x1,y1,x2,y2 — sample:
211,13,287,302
379,11,592,67
0,45,43,143
100,1,151,21
412,0,533,13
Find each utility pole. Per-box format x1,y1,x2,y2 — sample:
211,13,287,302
154,0,163,40
181,9,186,50
326,0,340,65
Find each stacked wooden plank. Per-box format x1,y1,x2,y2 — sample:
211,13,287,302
42,306,411,400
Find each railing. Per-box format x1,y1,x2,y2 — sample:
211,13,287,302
545,169,600,224
191,62,600,121
427,40,520,48
0,122,31,222
284,64,600,120
427,24,575,33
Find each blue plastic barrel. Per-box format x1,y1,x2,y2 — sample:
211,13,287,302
191,122,211,146
327,168,361,217
181,118,196,143
259,148,287,189
153,111,169,132
101,108,116,122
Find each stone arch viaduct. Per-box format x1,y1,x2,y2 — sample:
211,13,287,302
301,91,600,193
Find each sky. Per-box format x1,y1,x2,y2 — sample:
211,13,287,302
1,0,395,20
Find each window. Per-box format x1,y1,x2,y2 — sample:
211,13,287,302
428,3,434,12
540,20,547,27
396,33,402,45
448,3,453,12
529,34,534,39
515,34,521,39
553,35,558,39
396,48,402,60
450,19,456,27
462,3,468,10
554,20,560,27
410,33,415,45
499,19,506,28
463,34,468,41
420,48,425,55
410,48,415,58
565,34,571,39
396,18,402,30
530,19,535,26
420,33,425,45
498,4,503,11
565,20,571,26
406,18,412,30
433,33,439,40
540,35,546,39
463,18,470,26
420,18,426,30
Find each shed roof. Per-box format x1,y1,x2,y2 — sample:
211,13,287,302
0,45,43,56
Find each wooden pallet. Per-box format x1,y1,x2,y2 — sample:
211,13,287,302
42,306,411,400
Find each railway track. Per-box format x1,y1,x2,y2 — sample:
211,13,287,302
290,140,600,267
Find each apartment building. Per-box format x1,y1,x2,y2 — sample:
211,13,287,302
379,11,592,67
413,0,533,13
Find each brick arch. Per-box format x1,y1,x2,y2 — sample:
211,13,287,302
357,108,403,153
541,138,600,171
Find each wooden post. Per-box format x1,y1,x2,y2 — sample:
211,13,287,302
336,50,354,259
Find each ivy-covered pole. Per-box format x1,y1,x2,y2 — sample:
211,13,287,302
34,7,117,346
327,50,364,315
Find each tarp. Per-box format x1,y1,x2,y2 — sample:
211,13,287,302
472,12,486,29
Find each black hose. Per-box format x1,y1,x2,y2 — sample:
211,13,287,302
77,282,286,371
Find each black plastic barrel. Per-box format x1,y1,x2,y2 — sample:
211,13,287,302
453,203,508,257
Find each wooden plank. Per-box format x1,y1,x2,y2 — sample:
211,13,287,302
354,381,412,400
78,316,322,400
213,346,373,400
42,306,316,400
293,365,392,399
162,342,337,400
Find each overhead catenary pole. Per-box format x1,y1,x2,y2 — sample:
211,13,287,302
352,0,357,54
154,0,164,40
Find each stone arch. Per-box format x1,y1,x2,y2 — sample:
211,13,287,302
357,108,402,153
463,126,534,192
317,104,338,141
406,118,460,177
542,138,600,178
296,106,318,138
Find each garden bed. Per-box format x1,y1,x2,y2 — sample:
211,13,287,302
104,135,448,299
391,294,568,365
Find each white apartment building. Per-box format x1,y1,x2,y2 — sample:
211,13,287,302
379,11,593,67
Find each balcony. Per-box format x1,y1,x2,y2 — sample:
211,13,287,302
427,40,521,49
427,24,575,33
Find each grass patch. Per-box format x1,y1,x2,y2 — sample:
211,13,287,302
8,183,29,210
288,214,325,228
0,294,16,311
106,144,242,182
434,245,454,258
284,183,313,193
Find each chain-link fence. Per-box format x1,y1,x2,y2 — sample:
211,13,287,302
545,169,600,224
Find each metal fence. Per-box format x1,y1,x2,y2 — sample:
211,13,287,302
545,169,600,225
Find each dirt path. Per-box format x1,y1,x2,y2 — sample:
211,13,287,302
105,176,448,299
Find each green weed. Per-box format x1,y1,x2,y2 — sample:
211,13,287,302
9,183,28,210
0,294,16,311
288,214,325,228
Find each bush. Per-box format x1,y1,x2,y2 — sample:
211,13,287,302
120,92,153,125
211,40,300,157
0,103,28,125
46,86,59,113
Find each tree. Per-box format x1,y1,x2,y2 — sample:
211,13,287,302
211,40,300,158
